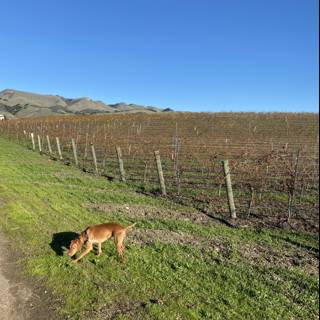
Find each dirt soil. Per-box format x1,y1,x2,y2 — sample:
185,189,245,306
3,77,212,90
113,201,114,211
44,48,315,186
85,203,319,275
128,228,318,275
0,231,59,320
83,202,214,225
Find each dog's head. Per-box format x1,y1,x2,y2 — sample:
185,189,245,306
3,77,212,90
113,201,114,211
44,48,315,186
67,238,82,257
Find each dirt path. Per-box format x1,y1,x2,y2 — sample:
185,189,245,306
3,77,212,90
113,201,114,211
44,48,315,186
0,232,58,320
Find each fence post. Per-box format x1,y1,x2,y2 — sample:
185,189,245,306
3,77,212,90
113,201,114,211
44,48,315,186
116,146,126,182
72,138,79,167
56,137,63,160
91,143,98,174
22,130,27,146
46,135,52,155
143,161,148,184
288,150,300,221
154,150,166,196
30,133,35,151
222,160,236,219
37,135,42,153
102,158,107,175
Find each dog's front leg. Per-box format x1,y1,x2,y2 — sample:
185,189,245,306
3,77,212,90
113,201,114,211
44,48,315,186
73,242,93,263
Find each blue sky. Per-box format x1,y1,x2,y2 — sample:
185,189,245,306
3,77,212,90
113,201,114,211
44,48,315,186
0,0,318,112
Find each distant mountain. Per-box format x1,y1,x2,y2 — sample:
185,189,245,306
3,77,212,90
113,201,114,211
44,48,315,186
0,89,173,118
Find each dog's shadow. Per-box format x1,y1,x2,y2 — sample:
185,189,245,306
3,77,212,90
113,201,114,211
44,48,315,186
50,231,79,256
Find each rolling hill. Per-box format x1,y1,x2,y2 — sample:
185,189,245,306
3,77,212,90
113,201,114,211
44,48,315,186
0,89,173,118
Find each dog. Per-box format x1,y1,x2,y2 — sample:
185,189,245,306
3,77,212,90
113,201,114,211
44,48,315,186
67,222,136,263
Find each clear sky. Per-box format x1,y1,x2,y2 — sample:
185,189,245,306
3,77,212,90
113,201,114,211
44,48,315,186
0,0,318,112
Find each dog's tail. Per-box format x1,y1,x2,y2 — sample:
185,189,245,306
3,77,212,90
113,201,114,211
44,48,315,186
125,223,136,231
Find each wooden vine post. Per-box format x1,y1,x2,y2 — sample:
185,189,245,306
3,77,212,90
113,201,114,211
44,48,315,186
56,137,63,160
46,135,53,155
30,133,35,151
288,150,300,221
222,160,236,219
116,146,126,182
72,138,79,167
91,143,98,174
37,135,42,153
154,150,166,196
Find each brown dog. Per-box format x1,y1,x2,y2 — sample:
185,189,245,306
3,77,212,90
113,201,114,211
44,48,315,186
67,222,136,263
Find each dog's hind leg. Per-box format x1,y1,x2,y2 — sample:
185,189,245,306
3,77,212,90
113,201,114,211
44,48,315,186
114,232,125,262
97,242,102,256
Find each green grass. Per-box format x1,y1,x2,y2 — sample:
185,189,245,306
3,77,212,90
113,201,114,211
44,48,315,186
0,136,318,320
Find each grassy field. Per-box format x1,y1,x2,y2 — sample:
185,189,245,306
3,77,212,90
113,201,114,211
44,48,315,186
0,136,318,319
